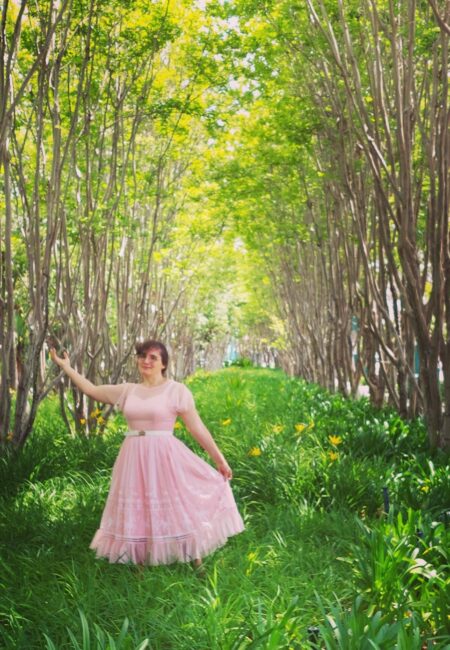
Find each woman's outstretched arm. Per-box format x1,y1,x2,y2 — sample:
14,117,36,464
50,348,124,405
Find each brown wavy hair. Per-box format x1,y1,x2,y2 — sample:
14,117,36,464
135,339,169,376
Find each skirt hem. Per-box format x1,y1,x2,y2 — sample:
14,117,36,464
90,507,244,566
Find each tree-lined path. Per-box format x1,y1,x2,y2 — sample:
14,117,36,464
1,1,450,646
1,0,449,449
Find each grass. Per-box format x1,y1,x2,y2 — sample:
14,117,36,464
0,368,449,649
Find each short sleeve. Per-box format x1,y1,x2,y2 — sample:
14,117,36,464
96,383,130,409
176,383,195,415
114,383,131,410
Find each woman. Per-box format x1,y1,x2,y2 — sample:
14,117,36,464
50,339,244,568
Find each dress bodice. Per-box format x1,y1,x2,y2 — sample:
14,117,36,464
112,380,194,431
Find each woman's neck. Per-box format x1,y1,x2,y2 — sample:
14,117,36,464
140,376,168,387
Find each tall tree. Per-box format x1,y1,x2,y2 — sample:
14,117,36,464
0,0,242,445
203,0,449,447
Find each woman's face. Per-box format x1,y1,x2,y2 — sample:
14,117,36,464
137,348,165,378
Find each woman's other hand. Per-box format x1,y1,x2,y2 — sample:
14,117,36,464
216,457,233,480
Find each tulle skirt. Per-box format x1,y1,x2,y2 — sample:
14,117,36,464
90,433,245,565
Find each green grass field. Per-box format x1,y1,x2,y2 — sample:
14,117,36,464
0,368,449,649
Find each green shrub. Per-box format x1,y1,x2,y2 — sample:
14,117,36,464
338,510,449,639
223,356,254,368
316,594,425,650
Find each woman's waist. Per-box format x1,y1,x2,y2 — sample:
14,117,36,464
125,429,173,437
126,419,175,429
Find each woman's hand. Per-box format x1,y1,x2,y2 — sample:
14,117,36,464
48,348,114,402
49,347,71,371
216,456,233,480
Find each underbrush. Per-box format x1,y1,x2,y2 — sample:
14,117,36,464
0,368,448,648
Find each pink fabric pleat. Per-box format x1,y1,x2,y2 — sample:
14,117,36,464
90,434,245,565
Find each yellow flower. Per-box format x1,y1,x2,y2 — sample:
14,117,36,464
272,424,284,434
90,408,102,418
174,421,182,429
328,435,343,446
295,423,307,433
328,451,339,462
420,485,430,493
96,416,105,426
248,447,262,457
221,418,232,426
79,418,86,425
245,550,259,576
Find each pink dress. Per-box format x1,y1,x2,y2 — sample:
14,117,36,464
90,380,245,565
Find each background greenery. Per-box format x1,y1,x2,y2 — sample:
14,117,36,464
2,0,450,449
2,1,449,646
1,368,449,649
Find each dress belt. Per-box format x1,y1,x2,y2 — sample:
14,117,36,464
125,430,173,437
